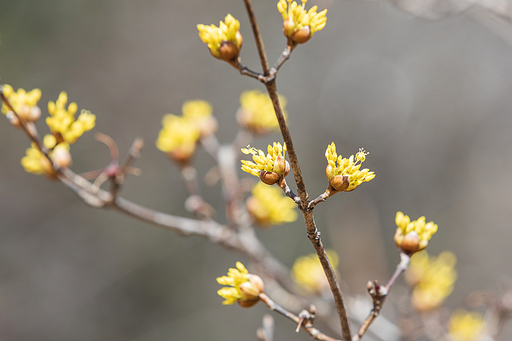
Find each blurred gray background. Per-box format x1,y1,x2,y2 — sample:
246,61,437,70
1,0,512,340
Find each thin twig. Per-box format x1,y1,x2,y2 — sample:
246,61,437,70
269,45,295,79
259,293,340,341
353,253,410,341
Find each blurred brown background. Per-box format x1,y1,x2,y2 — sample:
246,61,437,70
1,0,512,340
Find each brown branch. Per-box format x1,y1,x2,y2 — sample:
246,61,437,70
259,293,340,341
240,2,351,339
243,0,270,76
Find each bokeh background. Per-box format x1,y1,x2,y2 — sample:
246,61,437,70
1,0,512,340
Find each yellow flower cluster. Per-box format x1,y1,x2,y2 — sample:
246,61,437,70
394,211,438,255
21,142,71,177
448,310,485,341
246,182,298,227
1,84,42,125
156,100,216,163
325,143,375,192
236,89,287,134
292,250,339,293
46,92,95,144
197,14,243,61
217,262,264,308
277,0,327,44
2,87,93,176
241,142,289,185
405,251,457,312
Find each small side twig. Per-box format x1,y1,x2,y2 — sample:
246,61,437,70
259,293,339,341
353,252,410,341
257,314,275,341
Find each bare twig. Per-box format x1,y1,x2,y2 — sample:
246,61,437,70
259,293,340,341
257,314,275,341
353,252,410,340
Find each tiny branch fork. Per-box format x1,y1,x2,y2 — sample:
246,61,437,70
353,253,410,341
241,1,351,339
259,293,340,341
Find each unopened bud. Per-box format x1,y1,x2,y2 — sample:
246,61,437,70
18,104,30,120
28,106,41,121
259,171,280,185
395,230,421,255
6,111,21,127
329,174,349,192
290,26,311,44
273,156,287,176
283,17,295,38
237,274,264,308
52,147,72,169
216,33,242,62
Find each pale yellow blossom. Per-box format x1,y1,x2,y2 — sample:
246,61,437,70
448,310,485,341
277,0,327,44
292,250,339,293
241,142,289,185
246,182,297,226
394,211,438,255
197,14,243,61
1,84,42,123
325,142,375,192
46,91,95,144
406,251,457,312
217,262,264,307
237,90,286,134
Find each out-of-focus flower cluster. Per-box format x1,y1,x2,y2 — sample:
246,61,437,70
156,100,217,163
197,14,243,62
217,262,264,308
292,250,339,294
246,182,297,227
394,211,438,255
325,142,375,193
277,0,327,44
46,91,95,144
2,85,95,177
1,84,42,125
448,309,485,341
241,142,289,185
405,251,457,312
237,89,287,134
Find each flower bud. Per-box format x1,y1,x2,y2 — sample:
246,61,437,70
51,147,72,169
237,274,264,308
290,26,311,44
259,171,280,185
28,106,41,121
6,111,21,127
395,230,421,255
328,174,349,192
283,17,295,38
273,156,288,176
216,40,241,61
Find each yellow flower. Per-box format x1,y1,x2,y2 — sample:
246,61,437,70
217,262,264,308
246,182,298,227
156,114,201,163
325,142,375,192
448,310,485,341
21,142,71,177
1,84,42,124
277,0,327,44
405,251,457,312
236,90,287,134
197,14,243,61
394,211,438,255
241,142,289,185
292,250,339,293
46,91,95,144
182,100,217,137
